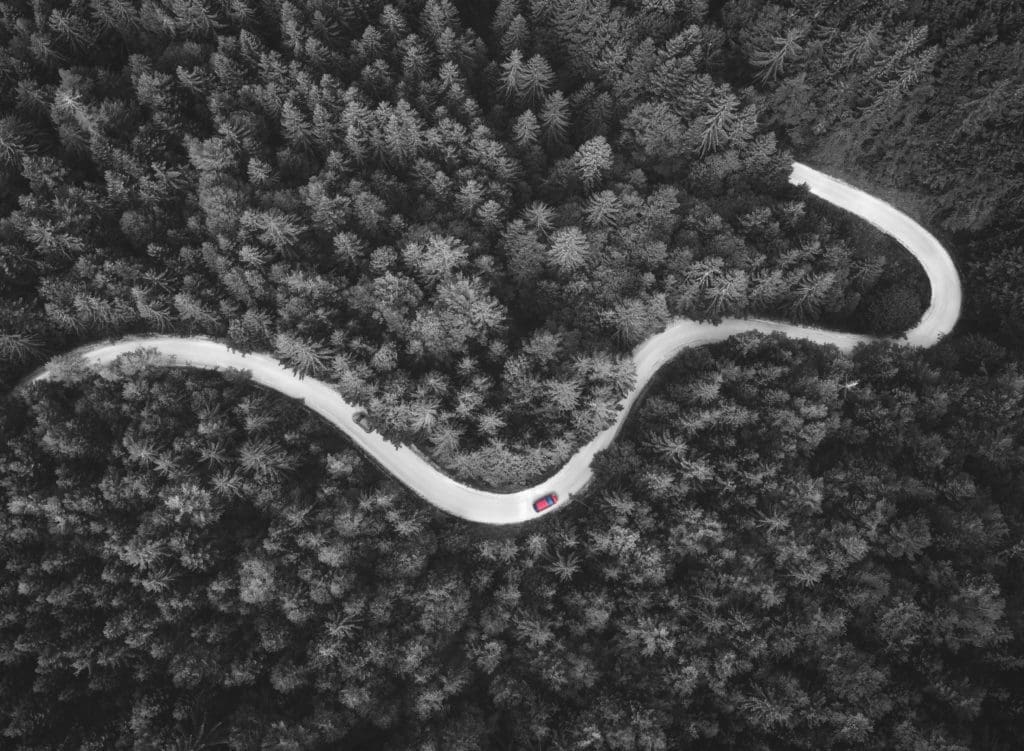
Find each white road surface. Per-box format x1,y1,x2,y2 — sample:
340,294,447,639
23,163,962,525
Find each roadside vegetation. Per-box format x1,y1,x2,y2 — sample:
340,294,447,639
2,334,1022,748
2,0,1024,748
719,0,1024,347
0,0,925,488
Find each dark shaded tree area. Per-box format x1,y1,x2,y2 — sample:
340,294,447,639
4,1,1024,748
0,0,919,489
1,357,471,749
715,0,1024,349
2,335,1023,749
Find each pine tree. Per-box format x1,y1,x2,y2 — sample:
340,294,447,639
501,14,530,55
520,54,555,105
751,27,806,83
585,190,620,228
697,92,742,156
238,557,276,604
402,235,469,284
90,0,141,35
573,135,612,188
500,49,525,101
705,269,749,317
0,331,42,363
281,100,315,151
275,331,330,377
539,90,570,144
512,109,540,146
621,101,687,165
379,99,425,167
421,0,459,40
522,201,555,234
548,226,589,272
840,22,883,69
749,268,787,311
242,209,302,252
788,271,836,319
0,117,32,167
131,287,174,331
602,295,665,346
165,0,221,37
407,396,440,432
173,292,220,329
47,8,96,50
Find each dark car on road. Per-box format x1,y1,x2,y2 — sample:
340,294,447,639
353,411,374,432
533,492,558,513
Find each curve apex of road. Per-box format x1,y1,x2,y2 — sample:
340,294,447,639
22,163,962,525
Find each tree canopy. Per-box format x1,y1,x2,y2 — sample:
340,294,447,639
2,0,1023,748
0,0,928,488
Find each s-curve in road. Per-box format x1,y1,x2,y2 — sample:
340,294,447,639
22,163,962,525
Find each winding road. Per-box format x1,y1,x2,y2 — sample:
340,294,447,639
22,163,962,525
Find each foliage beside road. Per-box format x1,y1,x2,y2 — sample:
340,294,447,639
0,0,923,488
2,334,1022,748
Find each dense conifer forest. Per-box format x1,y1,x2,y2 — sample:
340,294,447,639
0,0,1022,748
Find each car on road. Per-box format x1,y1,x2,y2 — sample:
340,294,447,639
353,410,374,432
533,492,558,513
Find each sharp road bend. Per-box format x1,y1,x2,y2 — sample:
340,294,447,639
20,163,963,525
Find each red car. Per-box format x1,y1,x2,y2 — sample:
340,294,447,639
533,492,558,513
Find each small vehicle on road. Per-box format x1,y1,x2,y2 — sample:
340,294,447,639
353,410,374,432
533,492,558,513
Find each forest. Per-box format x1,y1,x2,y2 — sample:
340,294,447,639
0,0,1022,748
0,0,932,488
